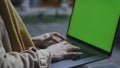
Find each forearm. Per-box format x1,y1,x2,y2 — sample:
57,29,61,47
0,42,51,68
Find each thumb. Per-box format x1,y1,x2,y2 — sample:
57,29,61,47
63,52,82,59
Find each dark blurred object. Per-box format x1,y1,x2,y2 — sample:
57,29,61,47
70,0,75,6
71,65,88,68
115,18,120,47
40,0,62,7
40,0,75,7
30,0,38,6
11,0,23,6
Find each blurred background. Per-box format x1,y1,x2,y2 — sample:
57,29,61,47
11,0,74,37
11,0,120,68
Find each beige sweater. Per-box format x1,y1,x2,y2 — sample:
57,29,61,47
0,0,51,68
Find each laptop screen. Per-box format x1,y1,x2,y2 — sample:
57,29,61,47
67,0,120,52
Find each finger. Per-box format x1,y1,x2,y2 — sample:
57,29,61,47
60,41,80,50
63,52,83,59
67,48,80,52
43,35,53,41
47,36,60,43
52,32,65,40
43,33,51,40
51,37,60,43
45,32,65,43
64,43,80,52
43,33,60,43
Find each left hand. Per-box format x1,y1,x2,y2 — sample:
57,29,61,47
32,32,65,48
46,41,82,62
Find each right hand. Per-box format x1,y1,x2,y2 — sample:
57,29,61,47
46,41,82,62
32,32,65,48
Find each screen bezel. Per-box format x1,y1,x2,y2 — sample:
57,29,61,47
66,0,120,56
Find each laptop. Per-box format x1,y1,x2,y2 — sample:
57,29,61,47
51,0,120,68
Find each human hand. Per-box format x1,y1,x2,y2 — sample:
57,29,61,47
32,32,65,48
46,41,82,62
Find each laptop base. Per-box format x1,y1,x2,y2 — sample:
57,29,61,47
51,38,109,68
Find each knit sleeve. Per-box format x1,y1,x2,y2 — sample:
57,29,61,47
0,41,51,68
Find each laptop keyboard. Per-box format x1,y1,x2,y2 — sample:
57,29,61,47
72,49,97,61
66,39,97,61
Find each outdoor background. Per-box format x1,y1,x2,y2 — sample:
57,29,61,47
11,0,74,37
11,0,120,68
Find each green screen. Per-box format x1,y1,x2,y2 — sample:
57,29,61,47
68,0,120,52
